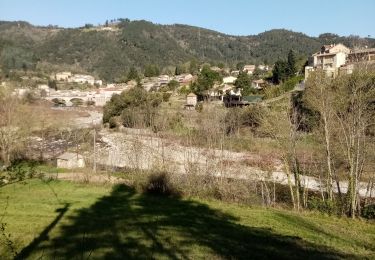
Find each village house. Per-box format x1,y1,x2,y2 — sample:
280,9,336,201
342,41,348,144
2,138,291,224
210,66,222,72
92,87,123,106
221,84,235,94
231,70,240,76
251,79,266,89
185,92,197,110
306,44,375,79
345,47,375,65
55,71,72,81
223,76,237,84
243,65,256,75
56,152,85,169
313,44,349,72
175,73,193,84
68,74,95,85
55,72,102,86
143,82,157,91
305,43,350,78
257,65,269,71
158,75,170,85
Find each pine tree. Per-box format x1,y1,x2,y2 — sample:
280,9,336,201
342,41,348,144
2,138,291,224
287,50,297,77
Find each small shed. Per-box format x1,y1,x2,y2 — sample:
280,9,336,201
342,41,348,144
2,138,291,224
185,92,197,110
56,152,85,169
251,79,266,89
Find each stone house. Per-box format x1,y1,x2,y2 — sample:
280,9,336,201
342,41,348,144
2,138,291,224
186,92,197,110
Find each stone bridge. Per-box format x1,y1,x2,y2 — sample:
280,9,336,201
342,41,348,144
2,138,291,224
45,95,91,106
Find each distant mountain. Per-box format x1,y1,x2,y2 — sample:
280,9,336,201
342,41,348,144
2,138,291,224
0,20,374,81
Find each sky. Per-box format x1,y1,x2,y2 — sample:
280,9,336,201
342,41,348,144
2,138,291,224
0,0,374,37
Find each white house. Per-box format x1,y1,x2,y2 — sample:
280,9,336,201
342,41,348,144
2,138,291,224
251,79,266,89
94,80,103,86
55,72,72,81
243,65,256,74
92,87,123,106
258,65,269,71
186,92,197,109
223,76,237,84
158,75,170,85
68,74,96,85
231,70,240,76
311,44,350,77
175,73,193,84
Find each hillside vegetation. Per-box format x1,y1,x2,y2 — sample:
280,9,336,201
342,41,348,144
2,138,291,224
1,20,374,81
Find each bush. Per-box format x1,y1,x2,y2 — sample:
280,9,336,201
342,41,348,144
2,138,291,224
178,85,190,95
264,86,282,99
103,87,163,127
108,117,118,129
6,160,38,181
167,80,179,91
143,171,180,197
361,204,375,219
195,103,203,112
241,106,263,129
121,109,137,128
162,92,172,102
168,112,184,130
308,197,337,215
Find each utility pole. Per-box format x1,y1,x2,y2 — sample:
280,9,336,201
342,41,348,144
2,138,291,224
93,129,96,173
92,120,97,173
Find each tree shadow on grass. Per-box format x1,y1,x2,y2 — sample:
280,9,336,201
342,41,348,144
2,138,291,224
273,212,375,254
33,184,353,259
14,203,70,260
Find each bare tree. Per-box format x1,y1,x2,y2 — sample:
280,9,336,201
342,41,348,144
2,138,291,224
305,66,375,217
0,89,31,166
261,95,303,210
304,71,336,201
333,68,375,217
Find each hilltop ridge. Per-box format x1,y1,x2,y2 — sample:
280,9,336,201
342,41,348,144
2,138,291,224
0,19,374,81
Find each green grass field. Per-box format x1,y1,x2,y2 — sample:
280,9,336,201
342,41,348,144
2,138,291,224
0,179,374,259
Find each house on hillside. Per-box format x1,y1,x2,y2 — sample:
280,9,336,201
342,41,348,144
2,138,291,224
68,74,96,85
223,95,248,107
306,43,375,79
313,44,350,69
223,76,237,84
56,152,85,169
175,73,193,84
258,65,269,71
185,92,197,110
305,43,350,78
55,72,72,81
251,79,266,89
158,75,170,85
92,87,123,106
346,47,375,64
210,66,222,72
243,65,256,75
231,70,240,76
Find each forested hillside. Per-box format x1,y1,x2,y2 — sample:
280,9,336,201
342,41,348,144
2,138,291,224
0,19,374,81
